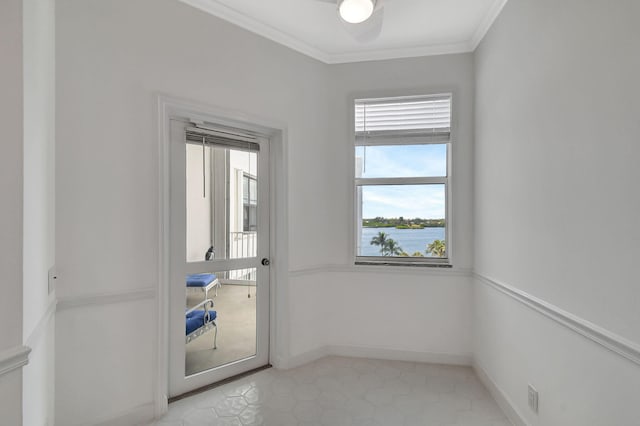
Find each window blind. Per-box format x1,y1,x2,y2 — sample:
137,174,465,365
185,127,260,152
355,94,451,142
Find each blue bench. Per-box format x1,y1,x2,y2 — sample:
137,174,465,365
186,299,218,349
186,273,221,300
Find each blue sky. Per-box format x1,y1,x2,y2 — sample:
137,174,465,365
357,145,446,219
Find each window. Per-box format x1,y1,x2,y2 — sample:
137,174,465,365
243,174,257,232
354,94,451,265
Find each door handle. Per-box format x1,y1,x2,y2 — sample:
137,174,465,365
261,258,270,266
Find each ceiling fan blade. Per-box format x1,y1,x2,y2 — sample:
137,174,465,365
342,6,384,43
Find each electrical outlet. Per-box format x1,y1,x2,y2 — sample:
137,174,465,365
48,267,57,294
528,384,539,413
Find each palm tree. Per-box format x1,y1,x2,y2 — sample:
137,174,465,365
385,239,404,256
370,232,404,256
370,231,390,256
426,239,446,257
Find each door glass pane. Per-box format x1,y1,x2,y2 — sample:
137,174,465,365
186,144,258,261
185,268,257,376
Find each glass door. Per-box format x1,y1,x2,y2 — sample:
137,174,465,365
168,118,270,397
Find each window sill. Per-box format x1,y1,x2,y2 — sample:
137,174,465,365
355,260,452,268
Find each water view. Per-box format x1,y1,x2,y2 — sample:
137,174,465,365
360,227,445,257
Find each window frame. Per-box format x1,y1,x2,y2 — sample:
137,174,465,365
351,92,454,267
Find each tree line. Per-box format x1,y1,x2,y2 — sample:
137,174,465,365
363,217,445,229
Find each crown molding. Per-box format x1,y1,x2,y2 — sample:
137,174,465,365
325,40,474,64
179,0,508,64
179,0,331,63
470,0,509,50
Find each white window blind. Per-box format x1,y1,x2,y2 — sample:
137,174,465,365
355,94,451,143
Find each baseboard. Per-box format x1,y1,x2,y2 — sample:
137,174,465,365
92,402,155,426
153,392,168,420
284,344,471,369
328,344,472,366
284,346,330,369
473,361,528,426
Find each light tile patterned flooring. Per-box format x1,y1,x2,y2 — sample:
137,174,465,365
152,356,511,426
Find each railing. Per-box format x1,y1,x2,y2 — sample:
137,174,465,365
229,231,257,283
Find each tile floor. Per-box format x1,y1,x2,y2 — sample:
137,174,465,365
151,356,511,426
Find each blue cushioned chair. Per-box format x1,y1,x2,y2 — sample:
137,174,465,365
185,299,218,349
186,273,221,300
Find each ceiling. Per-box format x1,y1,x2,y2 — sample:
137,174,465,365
179,0,508,64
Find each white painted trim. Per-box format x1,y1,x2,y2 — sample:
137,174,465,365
469,0,509,50
325,41,473,64
473,361,528,426
156,93,289,407
56,288,155,311
284,346,331,370
24,293,57,349
289,263,472,278
328,344,472,366
177,0,504,64
178,0,331,63
0,346,31,377
284,345,471,370
91,402,155,426
474,273,640,367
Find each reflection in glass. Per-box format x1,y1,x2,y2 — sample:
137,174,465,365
186,144,258,262
185,268,257,376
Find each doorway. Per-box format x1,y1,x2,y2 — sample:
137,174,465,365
168,118,270,397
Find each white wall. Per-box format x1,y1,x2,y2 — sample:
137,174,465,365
55,0,329,424
22,0,57,423
303,54,475,362
474,0,640,424
0,0,25,422
56,1,476,423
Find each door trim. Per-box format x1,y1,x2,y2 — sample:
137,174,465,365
156,94,290,418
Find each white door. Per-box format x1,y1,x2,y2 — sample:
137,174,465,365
168,118,270,397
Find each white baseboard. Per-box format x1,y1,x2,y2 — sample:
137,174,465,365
92,402,155,426
328,344,472,366
473,361,527,426
283,346,330,369
283,344,471,370
153,392,168,420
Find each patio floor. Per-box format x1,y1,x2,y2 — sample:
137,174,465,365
185,284,257,376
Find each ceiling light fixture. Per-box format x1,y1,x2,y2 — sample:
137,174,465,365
338,0,375,24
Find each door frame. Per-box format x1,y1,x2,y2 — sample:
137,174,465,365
155,94,289,417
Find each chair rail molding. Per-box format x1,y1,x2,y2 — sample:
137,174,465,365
56,287,156,311
474,273,640,367
289,263,472,278
25,294,57,349
0,345,31,377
